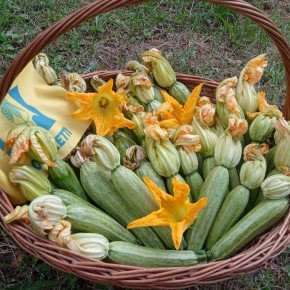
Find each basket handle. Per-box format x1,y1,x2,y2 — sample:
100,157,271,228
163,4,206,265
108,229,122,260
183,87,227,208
1,0,290,119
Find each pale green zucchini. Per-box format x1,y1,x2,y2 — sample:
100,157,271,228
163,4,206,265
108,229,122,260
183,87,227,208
202,157,216,179
210,198,289,260
48,158,88,200
135,161,167,192
205,185,250,249
185,171,204,202
108,241,209,268
228,167,240,190
186,166,229,251
79,161,165,249
112,165,175,249
66,204,137,244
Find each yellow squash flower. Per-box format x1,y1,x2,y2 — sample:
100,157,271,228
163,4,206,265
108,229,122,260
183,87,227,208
156,83,204,129
66,79,136,136
127,177,207,250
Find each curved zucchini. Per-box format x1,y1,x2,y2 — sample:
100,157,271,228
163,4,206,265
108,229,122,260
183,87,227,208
210,198,289,260
108,241,208,268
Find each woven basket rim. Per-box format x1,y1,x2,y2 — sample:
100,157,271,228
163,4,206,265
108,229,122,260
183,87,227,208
1,0,290,287
1,72,290,289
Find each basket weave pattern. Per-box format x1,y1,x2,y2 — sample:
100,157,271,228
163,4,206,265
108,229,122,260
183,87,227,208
0,1,290,288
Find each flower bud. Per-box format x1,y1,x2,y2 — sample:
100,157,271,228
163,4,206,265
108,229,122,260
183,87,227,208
236,54,267,113
125,60,149,78
173,125,201,152
80,135,120,171
214,131,242,169
249,114,274,142
113,131,136,164
146,99,162,112
141,49,176,88
9,165,51,201
177,147,199,175
59,71,86,92
168,81,190,105
64,233,109,260
273,118,290,168
192,117,218,158
90,75,106,91
124,145,147,170
216,77,243,128
33,53,57,85
129,73,154,104
261,174,290,199
239,143,268,189
115,73,130,93
145,137,180,177
28,195,67,236
131,111,146,140
48,220,72,247
153,86,164,103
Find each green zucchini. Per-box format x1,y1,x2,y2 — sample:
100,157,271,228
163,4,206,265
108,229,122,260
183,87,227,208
108,241,209,268
205,185,250,249
80,160,165,249
185,171,204,202
48,158,88,200
229,167,240,190
210,198,289,260
66,204,137,244
202,157,216,179
186,166,229,251
112,165,175,249
135,161,167,192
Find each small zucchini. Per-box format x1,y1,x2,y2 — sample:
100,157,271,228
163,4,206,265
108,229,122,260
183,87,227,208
210,198,289,260
108,241,209,268
186,166,229,251
66,204,137,244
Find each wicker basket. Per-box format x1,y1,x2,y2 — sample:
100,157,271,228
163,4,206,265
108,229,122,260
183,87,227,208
0,1,290,288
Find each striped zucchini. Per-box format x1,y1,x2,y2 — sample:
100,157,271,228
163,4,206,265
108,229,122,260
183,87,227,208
202,157,216,179
186,166,229,251
108,241,209,268
79,160,165,249
66,204,137,244
48,158,88,200
185,171,204,202
210,198,289,260
51,189,96,209
134,161,167,192
228,167,240,190
112,165,175,249
205,185,250,249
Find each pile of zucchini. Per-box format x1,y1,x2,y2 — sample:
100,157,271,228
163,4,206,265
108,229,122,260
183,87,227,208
3,50,290,268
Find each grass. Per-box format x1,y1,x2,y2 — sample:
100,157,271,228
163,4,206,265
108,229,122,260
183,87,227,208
0,0,290,289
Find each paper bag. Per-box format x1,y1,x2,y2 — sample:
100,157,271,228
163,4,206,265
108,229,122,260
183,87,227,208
0,62,90,204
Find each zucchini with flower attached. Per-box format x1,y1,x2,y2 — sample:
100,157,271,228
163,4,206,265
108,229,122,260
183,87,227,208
5,125,88,200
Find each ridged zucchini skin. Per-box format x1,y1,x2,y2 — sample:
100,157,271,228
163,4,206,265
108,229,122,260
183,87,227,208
205,185,250,249
48,158,88,200
80,161,165,249
112,166,175,249
185,171,204,202
186,166,229,251
66,204,137,244
229,167,240,190
108,241,208,268
135,161,167,192
210,198,289,260
202,157,216,179
51,189,97,209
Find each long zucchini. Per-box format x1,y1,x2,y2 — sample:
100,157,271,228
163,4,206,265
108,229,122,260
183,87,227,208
210,198,289,260
185,166,229,250
66,204,137,244
108,241,208,268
